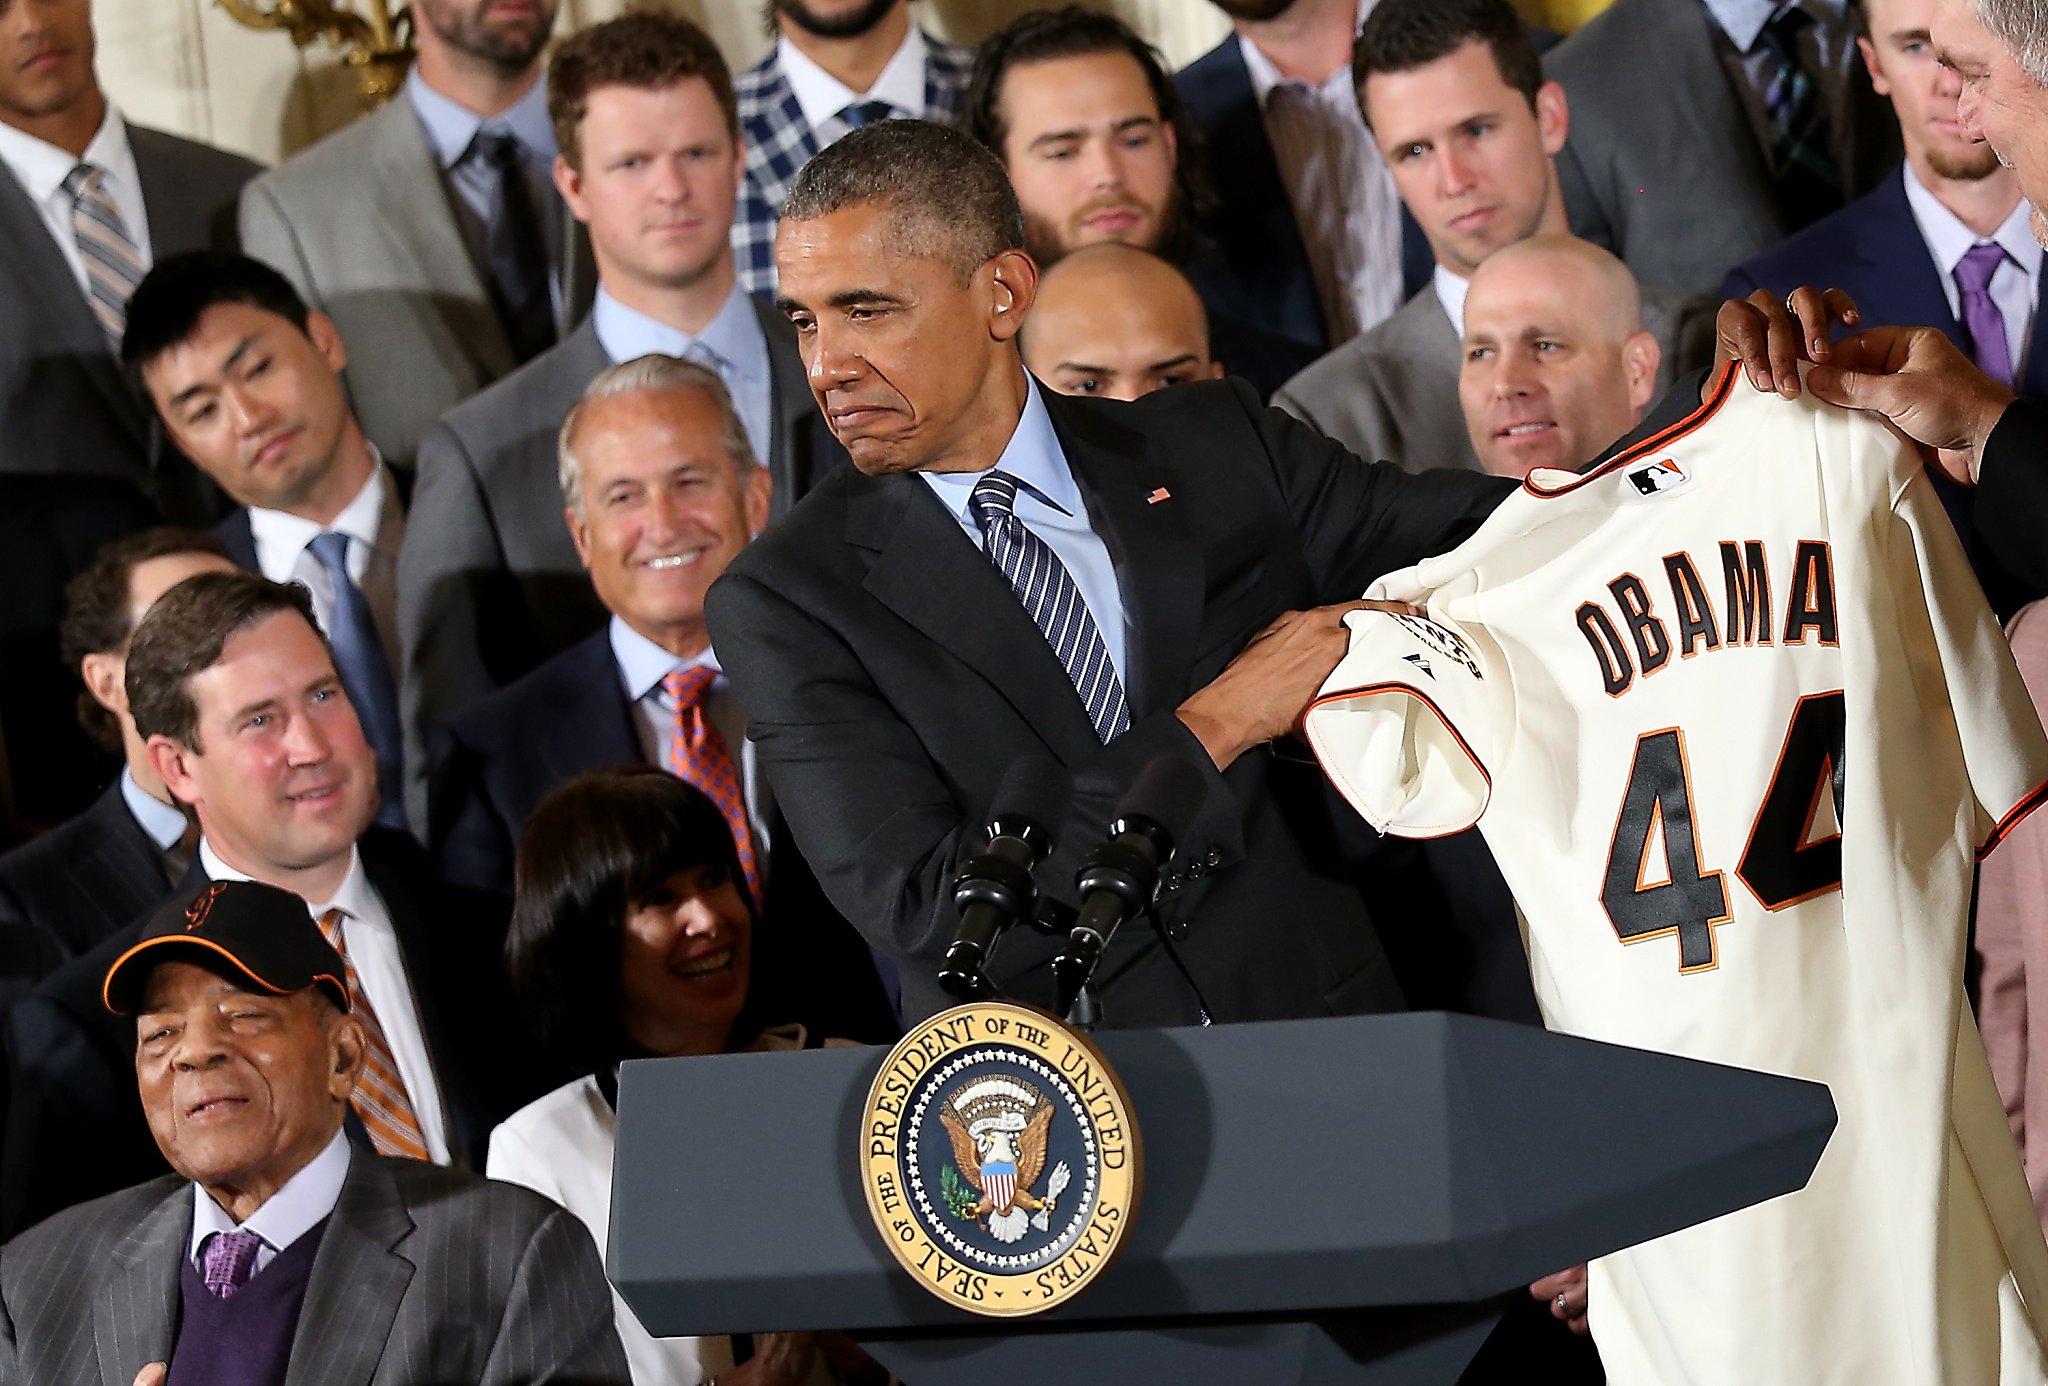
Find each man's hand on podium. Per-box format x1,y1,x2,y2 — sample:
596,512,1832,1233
1529,1264,1590,1336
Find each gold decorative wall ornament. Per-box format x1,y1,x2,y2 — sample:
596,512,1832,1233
215,0,414,113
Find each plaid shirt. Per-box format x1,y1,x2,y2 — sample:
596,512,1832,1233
733,33,973,299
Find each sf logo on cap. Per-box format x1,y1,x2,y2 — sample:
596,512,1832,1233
184,882,232,930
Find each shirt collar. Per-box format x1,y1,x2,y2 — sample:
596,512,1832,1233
1239,0,1375,104
120,766,189,853
609,614,720,704
404,66,557,170
0,101,132,207
245,456,390,585
1433,264,1471,337
776,24,929,132
188,1127,351,1266
199,840,371,924
1901,160,2044,281
591,283,766,384
1700,0,1846,53
919,377,1080,525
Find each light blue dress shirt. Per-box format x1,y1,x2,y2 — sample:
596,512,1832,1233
591,285,774,474
119,766,187,852
918,382,1130,683
404,67,563,316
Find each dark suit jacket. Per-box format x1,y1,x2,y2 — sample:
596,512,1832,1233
0,124,255,522
1977,403,2048,604
0,828,529,1237
705,378,1511,1027
425,628,900,1045
0,1153,629,1385
1176,35,1433,353
0,780,174,959
1722,163,2047,614
1549,0,1899,295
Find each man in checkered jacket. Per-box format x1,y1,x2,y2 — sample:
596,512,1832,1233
735,0,971,298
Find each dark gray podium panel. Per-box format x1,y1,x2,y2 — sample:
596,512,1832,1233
611,1011,1832,1344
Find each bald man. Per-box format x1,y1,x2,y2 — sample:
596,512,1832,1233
1458,236,1659,480
1022,244,1224,402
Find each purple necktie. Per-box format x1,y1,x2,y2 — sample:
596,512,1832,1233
1956,242,2015,388
201,1230,263,1299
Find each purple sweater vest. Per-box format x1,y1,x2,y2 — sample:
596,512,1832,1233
165,1219,329,1386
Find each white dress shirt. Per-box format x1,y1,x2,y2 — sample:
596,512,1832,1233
198,840,452,1164
0,104,152,299
247,459,393,638
1900,162,2041,380
610,618,774,862
1239,0,1404,341
120,766,189,853
591,285,774,469
918,380,1131,684
1433,264,1472,339
778,24,931,131
188,1127,351,1276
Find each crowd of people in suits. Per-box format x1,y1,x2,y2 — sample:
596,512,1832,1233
5,0,2048,1379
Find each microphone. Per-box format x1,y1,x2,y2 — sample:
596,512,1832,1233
1052,755,1208,1019
937,756,1073,1001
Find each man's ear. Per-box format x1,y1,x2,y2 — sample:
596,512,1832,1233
328,1013,369,1100
307,310,348,373
555,153,588,222
148,734,200,808
1857,36,1889,95
81,651,128,717
743,464,772,537
1536,81,1570,156
565,503,593,571
988,249,1040,343
1623,330,1661,411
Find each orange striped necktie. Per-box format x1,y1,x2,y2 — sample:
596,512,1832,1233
315,908,430,1161
660,665,763,908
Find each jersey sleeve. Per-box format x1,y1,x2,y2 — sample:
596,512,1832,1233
1303,605,1512,838
1887,449,2048,854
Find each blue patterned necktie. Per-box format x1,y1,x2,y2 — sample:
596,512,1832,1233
837,100,895,129
307,532,407,831
1757,4,1841,228
968,471,1131,743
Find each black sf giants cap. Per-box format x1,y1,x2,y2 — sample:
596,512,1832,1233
103,880,352,1017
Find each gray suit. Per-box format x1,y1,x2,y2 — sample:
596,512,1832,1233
1547,0,1898,295
1274,281,1716,473
0,124,257,517
0,1152,629,1385
395,302,842,820
239,98,595,471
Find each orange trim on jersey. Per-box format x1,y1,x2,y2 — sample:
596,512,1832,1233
1979,777,2048,862
1304,680,1491,838
102,935,349,1016
1523,361,1742,499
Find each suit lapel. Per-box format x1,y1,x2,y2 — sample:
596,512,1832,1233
544,631,640,781
852,472,1102,762
92,1183,186,1386
364,102,517,381
1043,392,1203,718
1663,4,1779,227
286,1157,414,1386
1851,170,1970,352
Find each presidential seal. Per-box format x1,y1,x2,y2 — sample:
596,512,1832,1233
860,1001,1141,1317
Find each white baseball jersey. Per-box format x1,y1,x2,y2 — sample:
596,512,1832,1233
1304,365,2048,1385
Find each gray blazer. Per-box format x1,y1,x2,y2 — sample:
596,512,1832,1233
1547,0,1898,296
1273,280,1717,474
394,300,841,820
0,1152,629,1385
239,98,595,471
0,125,257,512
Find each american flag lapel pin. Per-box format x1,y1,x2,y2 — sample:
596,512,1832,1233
1147,486,1172,504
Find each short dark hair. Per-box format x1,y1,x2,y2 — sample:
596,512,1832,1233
1353,0,1543,126
121,251,312,377
550,10,739,167
59,527,231,753
779,119,1026,282
125,572,323,752
505,765,758,1074
963,5,1212,263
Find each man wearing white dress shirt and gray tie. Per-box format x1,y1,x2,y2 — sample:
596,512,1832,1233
121,252,412,835
398,10,846,829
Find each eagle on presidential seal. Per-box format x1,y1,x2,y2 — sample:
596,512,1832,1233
937,1075,1072,1244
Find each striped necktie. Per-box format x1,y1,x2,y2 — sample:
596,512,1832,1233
63,162,144,346
315,909,429,1161
969,471,1131,744
661,665,764,909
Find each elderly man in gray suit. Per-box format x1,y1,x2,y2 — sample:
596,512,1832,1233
0,879,628,1385
1274,0,1713,475
397,10,844,820
239,0,593,471
0,0,257,520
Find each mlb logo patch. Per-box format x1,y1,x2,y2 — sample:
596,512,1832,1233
1627,457,1689,497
